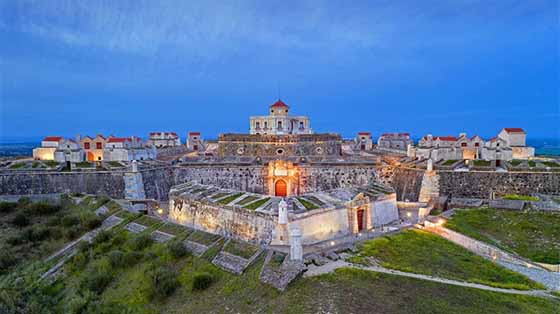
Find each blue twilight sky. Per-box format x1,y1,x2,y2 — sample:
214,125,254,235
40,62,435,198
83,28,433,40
0,0,558,141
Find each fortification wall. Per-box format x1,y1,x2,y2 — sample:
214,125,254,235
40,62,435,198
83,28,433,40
438,171,560,198
168,197,276,245
290,208,350,244
0,171,126,198
298,163,377,194
378,166,425,201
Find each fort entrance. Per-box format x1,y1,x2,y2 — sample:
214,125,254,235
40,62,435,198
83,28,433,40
275,179,287,197
267,160,299,197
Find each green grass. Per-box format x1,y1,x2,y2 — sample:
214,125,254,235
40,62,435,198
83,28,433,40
43,160,59,167
473,160,491,167
107,161,123,167
541,161,560,168
31,162,43,168
509,160,523,167
74,161,93,168
244,198,270,210
134,215,163,227
9,162,26,169
350,229,543,290
187,231,221,246
236,196,260,206
158,223,192,237
528,160,537,167
446,208,560,264
442,159,458,166
222,240,259,259
210,192,231,200
2,225,559,314
217,193,244,205
502,194,539,201
297,197,319,210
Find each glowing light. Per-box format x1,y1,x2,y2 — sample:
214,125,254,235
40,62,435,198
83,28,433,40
157,208,164,215
330,241,335,246
406,212,412,218
438,219,446,226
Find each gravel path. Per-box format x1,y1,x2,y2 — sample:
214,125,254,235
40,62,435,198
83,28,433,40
304,260,555,298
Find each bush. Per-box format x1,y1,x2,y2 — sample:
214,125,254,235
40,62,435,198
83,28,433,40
27,201,61,215
107,250,124,268
6,235,25,246
62,215,81,228
47,216,62,226
22,226,51,242
192,272,213,291
92,230,112,246
83,215,103,230
80,258,113,294
0,249,17,272
17,197,31,207
167,240,188,259
71,252,90,271
128,233,153,251
148,266,180,299
122,251,144,267
12,213,30,227
0,201,17,213
77,241,91,254
65,225,82,240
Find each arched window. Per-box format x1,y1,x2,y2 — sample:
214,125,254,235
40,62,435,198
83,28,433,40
278,121,282,129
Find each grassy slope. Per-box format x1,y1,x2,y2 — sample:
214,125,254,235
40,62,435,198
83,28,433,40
350,229,542,290
446,208,560,264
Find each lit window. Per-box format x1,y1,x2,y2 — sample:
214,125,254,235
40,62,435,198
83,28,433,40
84,142,90,149
96,142,102,149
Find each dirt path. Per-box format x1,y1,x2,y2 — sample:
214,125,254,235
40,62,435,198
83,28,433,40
304,260,555,298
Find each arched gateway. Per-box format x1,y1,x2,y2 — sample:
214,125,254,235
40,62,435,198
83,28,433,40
275,179,287,197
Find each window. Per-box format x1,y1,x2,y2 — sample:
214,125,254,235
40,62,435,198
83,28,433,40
98,157,101,161
461,143,467,147
475,143,480,147
84,142,90,149
299,121,304,129
278,121,282,129
496,143,500,147
256,122,260,129
264,122,268,129
96,142,102,149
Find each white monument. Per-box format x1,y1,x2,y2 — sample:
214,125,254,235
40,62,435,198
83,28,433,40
278,199,288,225
427,158,433,171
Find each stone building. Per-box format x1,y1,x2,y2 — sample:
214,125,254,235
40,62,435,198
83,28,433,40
250,99,312,135
32,136,63,160
103,137,157,162
187,132,204,152
80,134,107,161
54,139,84,163
408,128,534,162
377,133,413,151
148,132,181,148
355,132,373,151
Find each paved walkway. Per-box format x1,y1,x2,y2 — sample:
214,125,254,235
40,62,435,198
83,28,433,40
304,260,555,298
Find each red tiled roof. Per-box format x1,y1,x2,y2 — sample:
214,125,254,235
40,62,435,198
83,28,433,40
107,137,126,143
270,99,289,108
358,132,371,136
43,136,63,142
503,128,525,133
381,133,410,137
96,134,106,139
434,136,457,141
189,132,201,136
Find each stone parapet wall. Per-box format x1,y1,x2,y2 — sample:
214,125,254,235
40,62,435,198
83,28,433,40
438,171,560,199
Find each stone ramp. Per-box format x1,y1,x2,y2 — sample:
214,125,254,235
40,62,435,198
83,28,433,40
183,240,211,256
212,252,250,275
152,230,175,243
124,222,147,233
260,251,305,291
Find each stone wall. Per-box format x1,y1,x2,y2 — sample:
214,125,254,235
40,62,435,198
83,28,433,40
0,171,125,198
289,208,350,244
381,167,425,201
298,163,377,194
168,197,276,245
438,171,560,198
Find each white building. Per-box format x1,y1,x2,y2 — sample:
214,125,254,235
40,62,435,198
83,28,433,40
148,132,181,148
187,132,204,152
249,99,312,135
54,139,84,163
377,133,413,151
497,128,535,159
355,132,373,151
33,136,63,160
103,137,157,162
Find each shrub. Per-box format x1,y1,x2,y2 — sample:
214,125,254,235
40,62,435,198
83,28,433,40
62,215,81,228
65,225,82,240
93,230,112,246
6,235,25,246
76,241,91,254
107,250,124,268
23,226,51,242
71,252,90,271
47,216,62,226
0,249,17,272
192,272,213,291
17,197,31,207
148,266,180,299
128,233,153,251
27,201,61,215
0,201,17,213
80,258,113,294
167,240,188,259
83,215,103,230
12,213,30,227
122,251,144,267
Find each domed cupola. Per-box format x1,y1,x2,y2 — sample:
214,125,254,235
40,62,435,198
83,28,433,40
270,99,290,116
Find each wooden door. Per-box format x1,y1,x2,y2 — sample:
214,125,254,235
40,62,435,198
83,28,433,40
357,209,365,232
275,180,287,197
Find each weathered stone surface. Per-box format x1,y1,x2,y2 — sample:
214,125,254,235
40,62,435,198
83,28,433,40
326,251,339,261
488,199,525,210
260,251,305,291
212,251,251,275
449,198,484,208
183,240,209,256
151,230,175,243
125,222,148,234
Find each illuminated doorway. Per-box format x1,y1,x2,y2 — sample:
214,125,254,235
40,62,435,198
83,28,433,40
275,180,287,197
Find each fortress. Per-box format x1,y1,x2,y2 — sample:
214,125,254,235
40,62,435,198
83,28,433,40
1,99,559,259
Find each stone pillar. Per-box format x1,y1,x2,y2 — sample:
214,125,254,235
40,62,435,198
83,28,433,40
131,160,138,172
278,199,288,225
289,227,303,261
427,158,433,171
